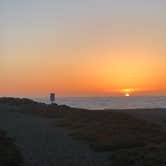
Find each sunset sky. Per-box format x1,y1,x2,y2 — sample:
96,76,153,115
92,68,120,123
1,0,166,97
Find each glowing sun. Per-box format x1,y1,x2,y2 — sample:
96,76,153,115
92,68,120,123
125,93,130,97
121,88,134,97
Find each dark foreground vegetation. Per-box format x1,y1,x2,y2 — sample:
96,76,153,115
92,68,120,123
0,97,79,117
0,130,23,166
1,97,166,166
54,110,166,166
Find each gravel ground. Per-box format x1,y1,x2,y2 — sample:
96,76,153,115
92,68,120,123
0,106,110,166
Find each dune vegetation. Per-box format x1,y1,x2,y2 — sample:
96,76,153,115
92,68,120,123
54,110,166,166
1,97,166,166
0,129,23,166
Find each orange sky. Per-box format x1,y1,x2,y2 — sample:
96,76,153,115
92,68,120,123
1,1,166,97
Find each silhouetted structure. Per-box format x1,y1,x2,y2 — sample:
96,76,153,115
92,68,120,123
50,93,55,104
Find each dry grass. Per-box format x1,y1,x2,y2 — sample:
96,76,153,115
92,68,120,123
55,110,166,150
1,98,166,165
111,144,166,166
54,110,166,165
0,130,23,166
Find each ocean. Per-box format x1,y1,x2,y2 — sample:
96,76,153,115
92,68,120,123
34,96,166,110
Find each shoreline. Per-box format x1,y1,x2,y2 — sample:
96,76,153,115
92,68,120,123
1,97,166,132
1,97,166,128
33,95,166,110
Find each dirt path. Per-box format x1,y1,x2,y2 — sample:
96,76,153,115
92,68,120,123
0,107,110,166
